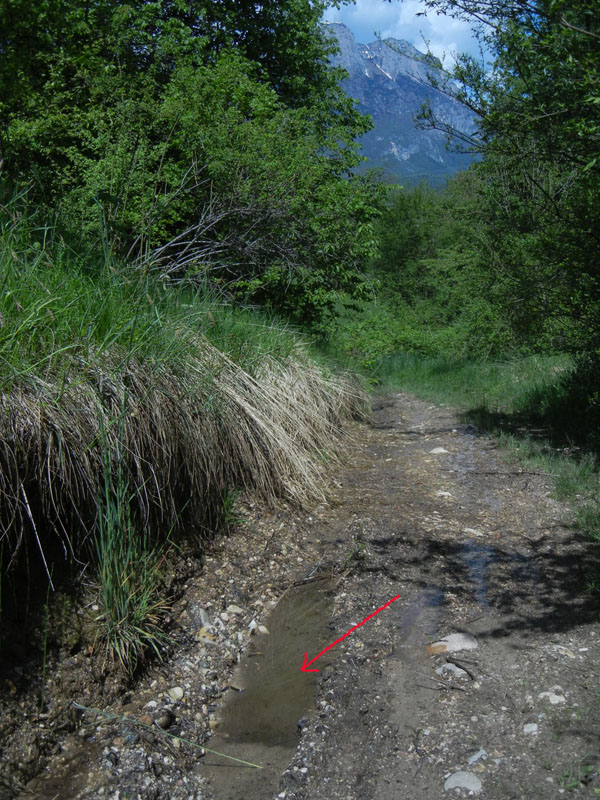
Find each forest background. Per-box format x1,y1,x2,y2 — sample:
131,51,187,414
1,0,600,667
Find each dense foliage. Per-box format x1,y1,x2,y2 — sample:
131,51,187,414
0,0,381,325
415,0,600,359
333,174,525,370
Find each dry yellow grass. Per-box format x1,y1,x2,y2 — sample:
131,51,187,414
0,337,366,585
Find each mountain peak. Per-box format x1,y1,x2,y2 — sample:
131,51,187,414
326,22,475,184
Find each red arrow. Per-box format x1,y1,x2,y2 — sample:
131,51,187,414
301,594,401,672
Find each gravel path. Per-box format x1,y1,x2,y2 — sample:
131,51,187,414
6,392,600,799
279,393,600,800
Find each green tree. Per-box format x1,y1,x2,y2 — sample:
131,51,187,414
0,0,381,325
410,0,600,357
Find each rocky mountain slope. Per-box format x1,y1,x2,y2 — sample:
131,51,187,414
327,22,476,184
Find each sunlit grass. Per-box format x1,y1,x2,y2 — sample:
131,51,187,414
0,185,366,665
375,352,573,413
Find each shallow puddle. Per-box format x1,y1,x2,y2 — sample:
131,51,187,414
390,586,445,663
219,578,334,746
203,578,334,799
460,539,495,608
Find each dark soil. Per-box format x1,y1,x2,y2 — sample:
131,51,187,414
3,392,600,799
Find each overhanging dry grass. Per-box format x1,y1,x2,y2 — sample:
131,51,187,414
0,187,367,666
0,336,366,587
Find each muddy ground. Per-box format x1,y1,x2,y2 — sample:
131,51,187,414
3,392,600,798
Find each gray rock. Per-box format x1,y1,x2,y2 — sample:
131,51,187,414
436,663,468,679
154,708,176,730
538,685,565,704
431,632,478,653
199,608,211,627
523,723,538,735
467,748,487,766
444,771,482,793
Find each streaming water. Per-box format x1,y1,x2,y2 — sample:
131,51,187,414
460,540,495,608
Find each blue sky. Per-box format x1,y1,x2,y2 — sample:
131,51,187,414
323,0,481,68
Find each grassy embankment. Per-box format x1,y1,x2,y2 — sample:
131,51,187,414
0,189,366,670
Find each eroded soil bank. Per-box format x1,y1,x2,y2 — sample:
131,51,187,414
4,393,600,799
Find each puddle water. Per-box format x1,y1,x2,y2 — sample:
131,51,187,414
383,586,446,736
203,578,334,799
459,541,543,610
390,586,445,664
460,539,495,608
218,578,334,746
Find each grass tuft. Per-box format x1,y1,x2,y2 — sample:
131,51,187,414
0,185,367,664
93,408,171,673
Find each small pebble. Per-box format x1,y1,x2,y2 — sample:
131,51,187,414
538,690,565,705
428,632,478,654
468,748,487,766
436,663,468,679
155,709,176,730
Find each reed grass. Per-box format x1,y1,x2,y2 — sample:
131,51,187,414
0,185,366,667
93,407,171,672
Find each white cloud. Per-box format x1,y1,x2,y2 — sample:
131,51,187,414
323,0,481,68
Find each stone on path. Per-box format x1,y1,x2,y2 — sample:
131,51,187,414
428,632,478,655
436,663,469,679
444,771,482,793
467,748,487,766
551,644,576,658
199,607,211,627
430,447,449,454
538,686,566,704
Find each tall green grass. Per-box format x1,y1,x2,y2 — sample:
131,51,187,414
375,352,573,414
95,410,170,673
0,185,366,668
0,195,299,386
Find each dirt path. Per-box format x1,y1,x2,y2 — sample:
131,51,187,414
279,393,600,799
8,392,600,799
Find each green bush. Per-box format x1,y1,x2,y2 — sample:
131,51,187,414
1,2,382,328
